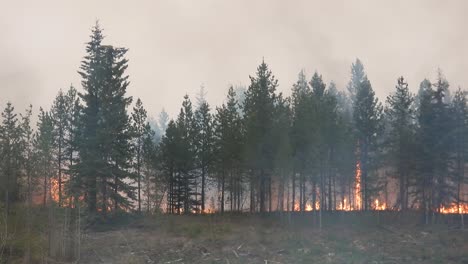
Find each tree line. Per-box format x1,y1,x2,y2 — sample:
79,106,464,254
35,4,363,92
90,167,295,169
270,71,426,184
1,22,467,219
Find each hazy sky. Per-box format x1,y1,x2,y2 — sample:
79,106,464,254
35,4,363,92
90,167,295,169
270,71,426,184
1,0,467,119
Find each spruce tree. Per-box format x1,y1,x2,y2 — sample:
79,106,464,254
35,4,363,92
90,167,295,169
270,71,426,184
76,22,135,214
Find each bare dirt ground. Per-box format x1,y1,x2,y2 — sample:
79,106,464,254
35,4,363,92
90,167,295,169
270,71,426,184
79,213,468,264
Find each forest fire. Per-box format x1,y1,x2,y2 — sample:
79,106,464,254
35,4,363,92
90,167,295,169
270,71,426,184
440,203,468,214
50,177,60,203
202,208,216,214
373,199,386,211
355,161,362,210
338,198,352,211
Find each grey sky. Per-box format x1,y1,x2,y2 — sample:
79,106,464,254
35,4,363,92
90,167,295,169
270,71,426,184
1,0,467,119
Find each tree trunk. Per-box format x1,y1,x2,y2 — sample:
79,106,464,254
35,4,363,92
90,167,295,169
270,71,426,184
221,170,225,214
201,166,206,212
292,170,296,211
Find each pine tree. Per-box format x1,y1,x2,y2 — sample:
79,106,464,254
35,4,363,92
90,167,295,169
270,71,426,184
160,120,180,213
450,88,468,214
271,94,292,212
414,78,434,216
65,85,81,203
385,77,415,210
141,125,158,213
194,88,214,212
0,102,22,213
353,76,383,210
176,95,198,213
430,71,452,212
34,108,55,207
243,60,278,212
347,59,366,104
19,104,35,262
290,70,314,212
51,89,70,207
214,87,243,213
132,98,151,212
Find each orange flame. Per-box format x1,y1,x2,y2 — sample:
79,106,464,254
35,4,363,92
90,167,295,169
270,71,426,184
374,199,386,211
338,198,352,211
50,177,60,203
440,203,468,214
355,161,362,210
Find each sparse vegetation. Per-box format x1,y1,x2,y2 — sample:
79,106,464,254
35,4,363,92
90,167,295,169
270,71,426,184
75,213,468,264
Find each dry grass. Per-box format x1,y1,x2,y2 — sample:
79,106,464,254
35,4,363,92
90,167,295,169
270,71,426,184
78,213,468,264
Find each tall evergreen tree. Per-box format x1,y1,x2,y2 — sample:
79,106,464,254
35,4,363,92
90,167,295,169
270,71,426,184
243,60,278,212
450,88,468,213
353,76,383,210
0,102,22,213
214,87,243,213
385,77,415,210
51,89,69,206
194,89,214,212
347,59,366,104
290,70,314,211
34,108,55,207
132,98,150,212
75,22,135,214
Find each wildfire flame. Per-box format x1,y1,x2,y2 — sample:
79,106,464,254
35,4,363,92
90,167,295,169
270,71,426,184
374,199,386,211
338,198,352,211
50,177,60,203
202,208,216,214
355,161,362,210
440,203,468,214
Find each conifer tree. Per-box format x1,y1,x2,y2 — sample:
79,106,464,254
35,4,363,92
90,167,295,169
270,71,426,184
214,87,243,213
34,108,55,207
243,60,278,212
450,88,468,214
132,98,151,212
51,89,69,206
290,70,313,212
75,22,135,214
385,77,415,210
353,76,383,210
194,88,214,212
0,102,22,213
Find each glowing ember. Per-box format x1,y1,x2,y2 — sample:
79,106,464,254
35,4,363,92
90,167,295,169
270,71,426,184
355,161,362,210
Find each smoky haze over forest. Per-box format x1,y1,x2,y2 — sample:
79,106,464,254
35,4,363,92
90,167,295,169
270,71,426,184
1,0,468,118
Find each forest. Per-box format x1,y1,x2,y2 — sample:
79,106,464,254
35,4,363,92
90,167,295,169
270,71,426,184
1,22,467,263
